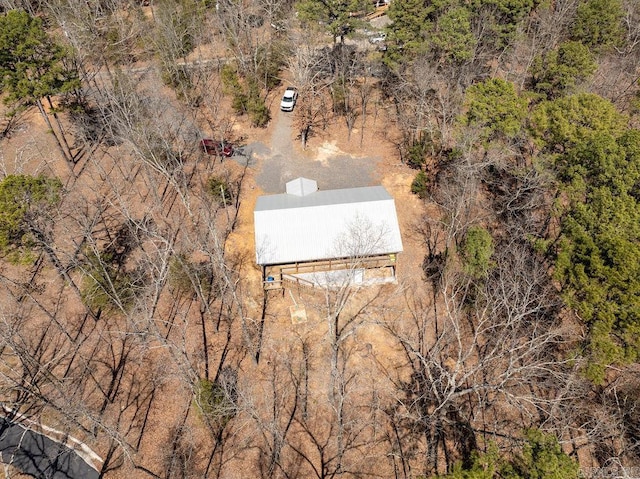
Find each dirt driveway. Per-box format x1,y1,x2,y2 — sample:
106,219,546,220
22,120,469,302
243,108,381,193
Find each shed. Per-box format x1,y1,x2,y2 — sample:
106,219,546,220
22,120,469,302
254,178,403,289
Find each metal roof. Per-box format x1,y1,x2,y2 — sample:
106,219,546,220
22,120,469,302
286,177,317,196
254,185,403,265
255,185,393,211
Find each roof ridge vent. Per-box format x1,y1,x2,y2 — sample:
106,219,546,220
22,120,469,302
286,177,318,196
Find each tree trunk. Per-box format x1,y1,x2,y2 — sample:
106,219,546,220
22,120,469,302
35,99,75,175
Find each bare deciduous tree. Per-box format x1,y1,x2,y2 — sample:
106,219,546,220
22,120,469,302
380,242,573,476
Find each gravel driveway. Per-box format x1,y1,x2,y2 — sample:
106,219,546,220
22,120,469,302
243,108,380,194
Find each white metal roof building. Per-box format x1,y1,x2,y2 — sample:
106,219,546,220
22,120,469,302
254,179,403,267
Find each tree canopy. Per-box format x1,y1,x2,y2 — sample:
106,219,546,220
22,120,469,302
504,429,581,479
429,5,476,64
530,41,597,99
471,0,536,48
296,0,370,43
464,78,528,140
0,10,78,108
531,94,640,382
553,131,640,383
438,430,580,479
385,0,536,66
461,226,494,278
0,174,62,262
571,0,624,50
385,0,430,64
531,94,626,152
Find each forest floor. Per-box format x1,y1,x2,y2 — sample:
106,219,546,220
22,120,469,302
209,95,430,479
0,63,430,478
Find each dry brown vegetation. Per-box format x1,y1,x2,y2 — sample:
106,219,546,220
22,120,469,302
2,0,640,477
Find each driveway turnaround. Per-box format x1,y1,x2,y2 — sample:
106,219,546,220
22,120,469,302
250,108,379,193
0,417,99,479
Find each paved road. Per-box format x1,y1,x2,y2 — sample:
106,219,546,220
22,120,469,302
0,417,99,479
